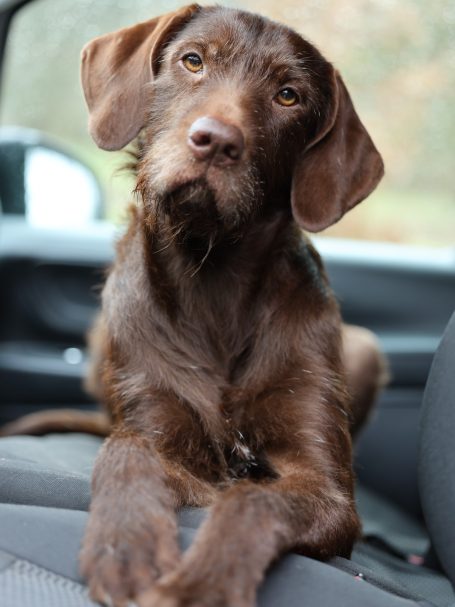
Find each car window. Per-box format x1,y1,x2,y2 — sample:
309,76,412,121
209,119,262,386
1,0,453,245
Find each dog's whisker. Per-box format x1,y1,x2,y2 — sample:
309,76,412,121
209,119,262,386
186,234,215,278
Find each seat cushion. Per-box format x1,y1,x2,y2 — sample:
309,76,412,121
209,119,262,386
0,433,453,607
0,433,98,510
0,503,436,607
419,311,455,587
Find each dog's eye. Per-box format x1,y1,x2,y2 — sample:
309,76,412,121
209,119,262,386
182,53,203,73
275,88,299,107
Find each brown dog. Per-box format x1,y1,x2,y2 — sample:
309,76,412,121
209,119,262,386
1,5,385,607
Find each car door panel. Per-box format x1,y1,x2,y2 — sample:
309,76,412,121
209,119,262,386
0,219,112,413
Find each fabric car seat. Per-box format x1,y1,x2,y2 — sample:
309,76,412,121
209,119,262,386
419,310,455,590
0,313,454,606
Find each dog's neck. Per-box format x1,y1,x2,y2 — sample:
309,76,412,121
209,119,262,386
137,200,300,330
143,203,295,283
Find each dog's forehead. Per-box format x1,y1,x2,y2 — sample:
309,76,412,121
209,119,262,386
170,7,307,75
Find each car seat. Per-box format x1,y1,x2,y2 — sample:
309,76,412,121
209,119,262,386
0,312,454,607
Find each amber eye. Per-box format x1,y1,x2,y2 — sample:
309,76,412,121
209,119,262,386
182,53,203,73
276,88,299,107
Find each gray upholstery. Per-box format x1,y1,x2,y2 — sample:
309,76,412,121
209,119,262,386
0,504,436,607
0,433,96,510
2,309,455,607
0,549,98,607
0,434,429,554
356,484,429,557
0,433,453,606
419,311,455,588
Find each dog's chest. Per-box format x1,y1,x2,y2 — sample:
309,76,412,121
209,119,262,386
171,274,259,380
221,426,278,482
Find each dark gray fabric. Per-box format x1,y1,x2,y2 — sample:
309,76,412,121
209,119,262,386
0,434,98,475
256,550,429,607
356,484,429,557
0,433,451,606
0,434,98,510
0,550,15,572
351,544,455,607
0,433,429,555
0,504,88,582
0,507,433,607
0,552,98,607
0,552,432,607
419,311,455,587
0,502,204,585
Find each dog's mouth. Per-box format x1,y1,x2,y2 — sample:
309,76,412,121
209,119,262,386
140,130,264,237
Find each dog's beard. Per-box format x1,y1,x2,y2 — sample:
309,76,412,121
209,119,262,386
156,179,220,237
147,172,263,240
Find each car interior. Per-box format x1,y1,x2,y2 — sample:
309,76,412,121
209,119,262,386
0,1,454,606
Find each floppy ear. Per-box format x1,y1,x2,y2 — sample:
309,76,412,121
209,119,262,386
291,71,384,232
81,4,200,151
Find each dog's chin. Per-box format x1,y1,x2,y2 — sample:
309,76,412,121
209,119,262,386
153,176,254,237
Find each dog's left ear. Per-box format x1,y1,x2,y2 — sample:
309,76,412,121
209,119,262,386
81,4,200,151
291,71,384,232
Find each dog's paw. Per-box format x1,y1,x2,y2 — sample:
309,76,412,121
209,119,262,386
80,516,180,607
81,545,155,607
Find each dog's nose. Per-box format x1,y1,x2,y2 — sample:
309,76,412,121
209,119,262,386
188,117,245,167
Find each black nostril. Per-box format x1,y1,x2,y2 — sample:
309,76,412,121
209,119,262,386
224,143,240,160
191,131,212,147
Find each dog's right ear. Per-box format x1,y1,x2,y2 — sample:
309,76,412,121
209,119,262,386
81,4,200,151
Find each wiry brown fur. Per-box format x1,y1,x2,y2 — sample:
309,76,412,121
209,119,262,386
1,6,386,607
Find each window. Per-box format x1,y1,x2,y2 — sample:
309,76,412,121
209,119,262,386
1,0,453,245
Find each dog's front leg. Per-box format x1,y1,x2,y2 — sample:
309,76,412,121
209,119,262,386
139,455,360,607
80,427,181,606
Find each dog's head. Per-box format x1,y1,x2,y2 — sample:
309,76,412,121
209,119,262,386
81,4,384,233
